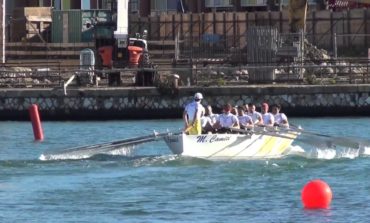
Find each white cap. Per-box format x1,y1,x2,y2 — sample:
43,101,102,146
194,92,203,100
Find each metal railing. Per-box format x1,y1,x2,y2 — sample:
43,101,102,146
0,58,369,89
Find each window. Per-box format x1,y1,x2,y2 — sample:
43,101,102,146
280,0,317,6
151,0,166,11
81,0,90,9
241,0,267,6
205,0,233,7
280,0,289,5
53,0,61,9
101,0,113,10
130,0,139,12
150,0,177,12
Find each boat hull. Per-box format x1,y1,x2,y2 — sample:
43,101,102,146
164,132,297,160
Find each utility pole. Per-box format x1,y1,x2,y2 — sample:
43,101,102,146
2,0,5,63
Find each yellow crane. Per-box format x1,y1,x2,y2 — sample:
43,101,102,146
288,0,308,33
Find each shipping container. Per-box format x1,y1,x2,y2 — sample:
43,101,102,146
52,10,81,43
52,9,111,43
81,9,112,41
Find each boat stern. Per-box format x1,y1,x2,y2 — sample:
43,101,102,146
164,133,184,155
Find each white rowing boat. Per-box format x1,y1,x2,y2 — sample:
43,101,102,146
164,129,299,159
40,125,366,161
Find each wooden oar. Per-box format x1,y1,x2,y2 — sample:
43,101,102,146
229,127,296,141
41,130,183,160
257,126,362,148
286,125,364,149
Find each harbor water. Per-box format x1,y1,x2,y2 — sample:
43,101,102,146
1,118,370,222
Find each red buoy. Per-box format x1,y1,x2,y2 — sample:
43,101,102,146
301,179,332,209
29,104,44,141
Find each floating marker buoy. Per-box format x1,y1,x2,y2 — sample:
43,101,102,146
301,179,332,209
29,104,44,141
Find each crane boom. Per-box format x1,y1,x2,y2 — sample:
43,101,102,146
288,0,308,33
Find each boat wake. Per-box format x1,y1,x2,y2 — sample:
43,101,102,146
39,145,136,161
361,146,370,156
38,151,210,167
40,144,370,161
39,134,370,162
287,144,370,160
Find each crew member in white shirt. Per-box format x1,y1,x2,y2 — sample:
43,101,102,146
201,105,218,133
237,105,254,129
271,104,289,128
214,104,239,133
247,103,263,125
183,92,205,135
206,105,218,124
260,103,274,127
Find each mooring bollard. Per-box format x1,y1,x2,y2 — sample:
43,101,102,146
29,104,44,141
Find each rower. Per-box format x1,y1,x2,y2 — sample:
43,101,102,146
247,103,263,125
260,103,274,127
205,105,218,124
271,104,289,128
201,105,218,133
214,104,239,133
237,105,254,129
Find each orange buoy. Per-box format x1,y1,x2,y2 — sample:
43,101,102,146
301,179,332,209
29,104,44,141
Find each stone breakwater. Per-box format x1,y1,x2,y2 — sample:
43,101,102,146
0,85,369,120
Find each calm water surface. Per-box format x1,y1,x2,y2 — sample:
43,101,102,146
0,118,369,223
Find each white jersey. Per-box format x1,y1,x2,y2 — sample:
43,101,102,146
201,116,212,128
217,113,239,128
184,101,204,122
237,115,253,126
274,113,288,125
208,114,219,124
262,112,275,126
247,111,262,124
201,113,218,128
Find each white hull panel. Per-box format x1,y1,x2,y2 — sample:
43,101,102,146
164,133,297,160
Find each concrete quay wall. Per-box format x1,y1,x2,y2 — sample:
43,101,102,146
0,85,369,120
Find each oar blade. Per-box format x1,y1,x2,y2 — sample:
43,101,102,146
288,125,368,149
40,131,182,161
237,125,362,149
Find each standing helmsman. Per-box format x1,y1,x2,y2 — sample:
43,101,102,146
183,92,205,135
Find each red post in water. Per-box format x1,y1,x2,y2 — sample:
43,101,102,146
29,104,44,141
